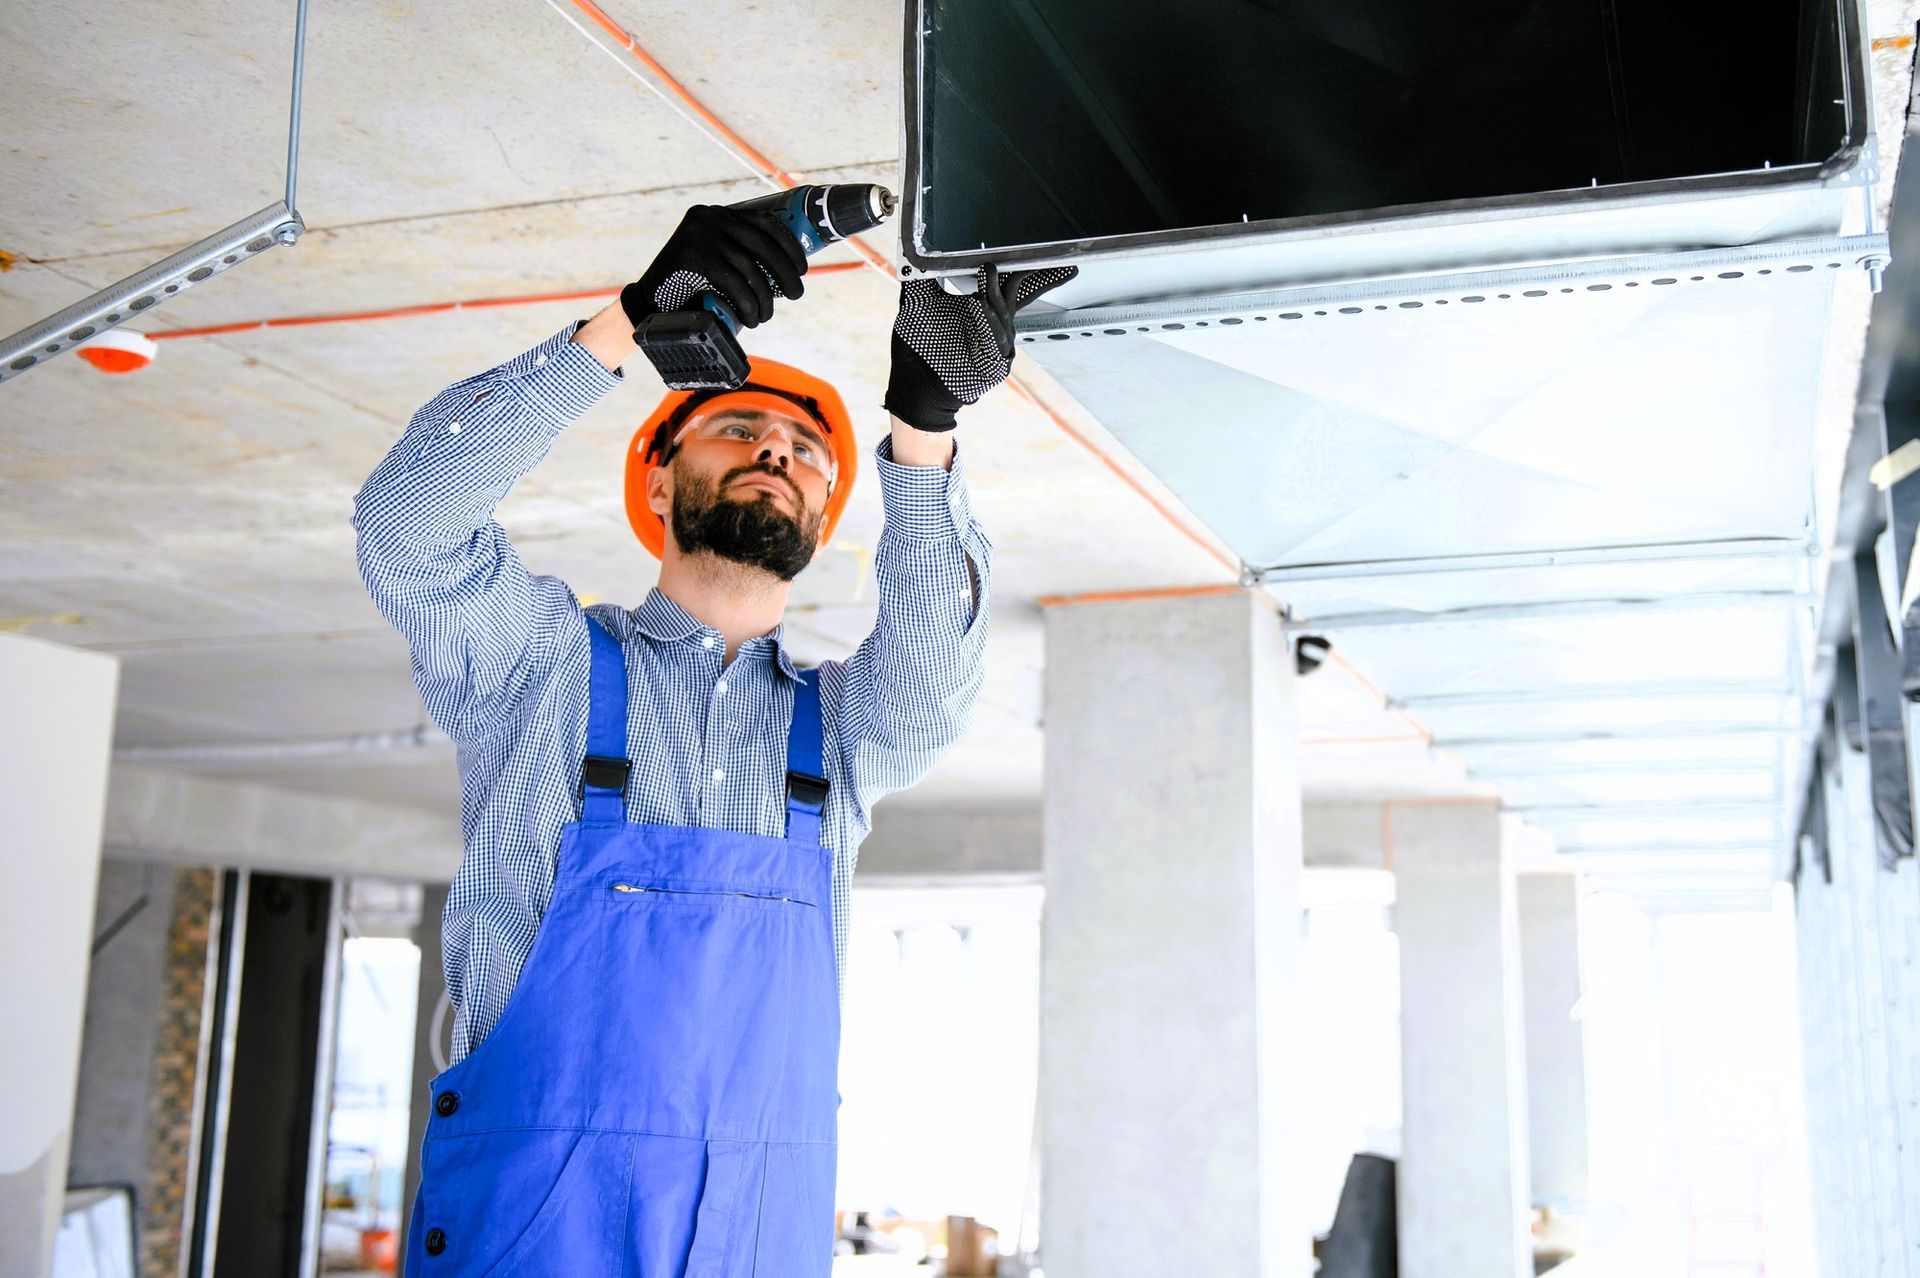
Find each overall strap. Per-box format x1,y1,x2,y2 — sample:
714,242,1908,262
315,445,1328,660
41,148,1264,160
581,613,632,825
785,669,827,845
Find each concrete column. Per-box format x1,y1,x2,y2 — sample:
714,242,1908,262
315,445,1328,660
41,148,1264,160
0,635,120,1278
1391,802,1532,1278
1516,873,1589,1208
1041,591,1311,1277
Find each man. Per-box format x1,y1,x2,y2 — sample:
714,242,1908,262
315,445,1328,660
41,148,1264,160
354,203,1072,1276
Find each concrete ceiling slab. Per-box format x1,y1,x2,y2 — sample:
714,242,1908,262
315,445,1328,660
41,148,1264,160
2,0,1468,828
0,0,755,260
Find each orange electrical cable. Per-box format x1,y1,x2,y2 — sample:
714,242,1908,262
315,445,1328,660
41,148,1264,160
1037,584,1245,608
562,0,895,280
564,0,804,189
548,1,1470,775
145,4,1445,770
147,267,869,340
563,0,1237,571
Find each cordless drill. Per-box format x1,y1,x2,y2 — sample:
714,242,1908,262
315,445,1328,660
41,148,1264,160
636,184,895,390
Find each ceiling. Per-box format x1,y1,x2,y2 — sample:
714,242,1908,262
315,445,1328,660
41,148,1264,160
0,0,1467,826
3,0,1916,873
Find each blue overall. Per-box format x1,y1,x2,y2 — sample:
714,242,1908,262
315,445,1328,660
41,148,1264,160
406,616,841,1276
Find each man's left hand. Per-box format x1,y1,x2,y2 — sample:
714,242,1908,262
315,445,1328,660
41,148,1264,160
883,264,1078,432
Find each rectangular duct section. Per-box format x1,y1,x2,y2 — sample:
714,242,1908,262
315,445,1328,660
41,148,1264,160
903,0,1869,294
904,0,1882,881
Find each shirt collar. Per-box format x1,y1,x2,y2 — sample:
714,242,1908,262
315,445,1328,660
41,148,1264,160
632,588,802,683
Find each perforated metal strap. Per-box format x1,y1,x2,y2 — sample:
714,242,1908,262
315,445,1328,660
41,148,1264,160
785,669,827,845
582,614,631,825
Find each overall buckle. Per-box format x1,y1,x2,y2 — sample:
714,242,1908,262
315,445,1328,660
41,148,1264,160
581,755,632,797
785,769,828,810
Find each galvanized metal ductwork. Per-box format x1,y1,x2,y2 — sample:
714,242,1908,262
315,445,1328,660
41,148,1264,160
904,0,1870,287
904,0,1888,879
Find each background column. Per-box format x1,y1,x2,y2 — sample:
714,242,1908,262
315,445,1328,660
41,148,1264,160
1392,801,1532,1278
1516,872,1589,1210
1041,590,1312,1277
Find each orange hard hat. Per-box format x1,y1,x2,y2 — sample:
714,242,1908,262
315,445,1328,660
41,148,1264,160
625,357,858,560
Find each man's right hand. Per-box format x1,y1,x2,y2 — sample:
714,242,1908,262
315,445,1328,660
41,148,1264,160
620,205,808,332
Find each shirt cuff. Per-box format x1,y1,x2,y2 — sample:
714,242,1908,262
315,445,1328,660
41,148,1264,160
875,436,977,542
497,322,623,424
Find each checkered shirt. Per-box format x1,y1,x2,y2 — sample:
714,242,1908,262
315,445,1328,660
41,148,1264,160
353,323,990,1062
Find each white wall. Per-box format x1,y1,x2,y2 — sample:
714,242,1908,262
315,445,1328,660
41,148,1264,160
0,634,119,1278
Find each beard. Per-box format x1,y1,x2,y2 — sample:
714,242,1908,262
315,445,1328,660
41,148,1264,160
669,462,822,582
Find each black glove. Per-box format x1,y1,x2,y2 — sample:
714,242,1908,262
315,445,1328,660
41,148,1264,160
621,204,808,331
884,263,1078,431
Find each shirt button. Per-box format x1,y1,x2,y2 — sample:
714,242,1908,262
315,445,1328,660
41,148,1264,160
424,1228,448,1256
712,768,725,783
434,1091,459,1117
716,681,728,696
702,636,716,649
447,422,462,434
534,353,548,367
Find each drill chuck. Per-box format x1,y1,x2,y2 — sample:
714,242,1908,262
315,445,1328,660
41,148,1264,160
732,183,895,255
812,184,895,242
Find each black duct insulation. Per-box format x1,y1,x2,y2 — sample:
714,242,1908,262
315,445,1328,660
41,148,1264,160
919,0,1852,252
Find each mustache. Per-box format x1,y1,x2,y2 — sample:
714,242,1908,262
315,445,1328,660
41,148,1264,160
722,462,803,509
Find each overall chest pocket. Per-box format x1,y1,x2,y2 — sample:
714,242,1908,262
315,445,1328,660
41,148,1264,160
594,878,820,1124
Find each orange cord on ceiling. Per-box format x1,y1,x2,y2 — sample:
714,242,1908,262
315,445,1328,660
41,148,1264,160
564,0,803,187
562,0,894,279
546,5,1475,777
147,3,1451,771
1036,583,1244,608
557,0,1270,589
148,267,867,340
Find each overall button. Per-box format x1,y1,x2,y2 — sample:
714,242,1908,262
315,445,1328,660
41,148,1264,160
424,1228,447,1256
434,1091,459,1117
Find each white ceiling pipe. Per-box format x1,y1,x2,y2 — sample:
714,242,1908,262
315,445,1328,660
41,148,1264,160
114,725,450,764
